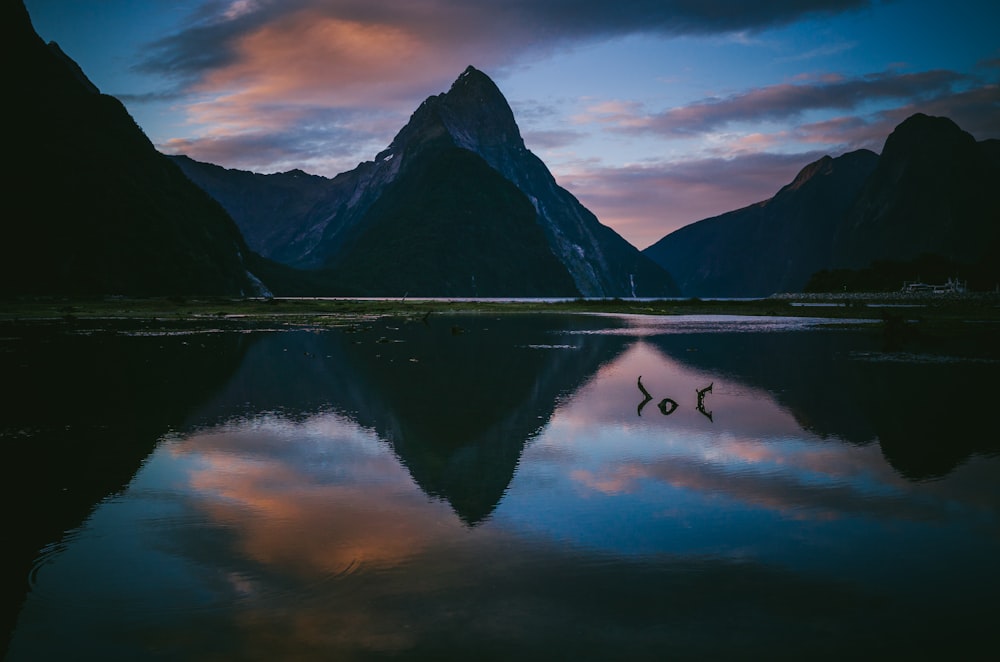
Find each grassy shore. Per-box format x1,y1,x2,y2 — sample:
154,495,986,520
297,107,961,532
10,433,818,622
2,292,998,330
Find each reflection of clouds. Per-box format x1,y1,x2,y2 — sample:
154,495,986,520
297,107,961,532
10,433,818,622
17,325,1000,659
571,466,648,495
539,340,960,525
172,413,466,579
550,340,806,440
568,446,948,524
160,410,587,657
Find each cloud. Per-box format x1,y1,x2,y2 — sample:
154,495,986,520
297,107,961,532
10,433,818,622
139,0,877,78
775,40,858,63
563,73,999,247
571,451,932,523
593,69,969,137
555,151,826,248
158,105,394,174
880,83,1000,140
787,82,1000,149
521,128,587,151
122,0,998,243
134,1,878,128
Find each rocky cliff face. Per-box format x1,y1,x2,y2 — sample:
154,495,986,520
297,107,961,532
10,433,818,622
418,67,677,297
5,0,270,297
323,143,581,297
177,66,679,297
644,113,1000,297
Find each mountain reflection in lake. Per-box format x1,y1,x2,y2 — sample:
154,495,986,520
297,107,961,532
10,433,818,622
6,313,999,659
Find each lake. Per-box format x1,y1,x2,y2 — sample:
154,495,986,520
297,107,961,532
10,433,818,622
3,312,999,659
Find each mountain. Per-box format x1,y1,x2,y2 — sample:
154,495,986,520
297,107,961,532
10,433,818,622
644,150,878,297
167,156,335,268
644,114,1000,297
174,66,679,297
832,114,1000,269
180,316,631,525
325,143,580,296
3,0,270,297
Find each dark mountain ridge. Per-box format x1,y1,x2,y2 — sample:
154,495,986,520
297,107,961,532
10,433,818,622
175,66,679,297
4,0,272,297
644,113,1000,297
833,114,1000,269
644,149,879,297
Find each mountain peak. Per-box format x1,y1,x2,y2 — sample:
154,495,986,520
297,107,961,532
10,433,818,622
881,113,974,159
449,65,497,95
382,65,524,163
439,65,524,152
784,155,834,192
781,149,878,194
457,64,485,80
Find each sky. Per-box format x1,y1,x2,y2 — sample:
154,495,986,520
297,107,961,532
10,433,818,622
23,0,1000,249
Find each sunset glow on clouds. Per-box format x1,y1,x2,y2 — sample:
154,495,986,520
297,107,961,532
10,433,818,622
25,0,1000,247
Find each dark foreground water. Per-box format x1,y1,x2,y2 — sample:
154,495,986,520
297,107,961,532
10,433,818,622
3,313,999,660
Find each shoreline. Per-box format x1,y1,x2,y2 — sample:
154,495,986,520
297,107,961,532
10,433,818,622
2,292,999,327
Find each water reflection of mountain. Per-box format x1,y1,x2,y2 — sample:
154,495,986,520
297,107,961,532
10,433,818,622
0,325,251,655
186,314,631,524
646,329,999,479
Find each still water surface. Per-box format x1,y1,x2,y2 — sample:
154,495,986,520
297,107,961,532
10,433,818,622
5,313,999,659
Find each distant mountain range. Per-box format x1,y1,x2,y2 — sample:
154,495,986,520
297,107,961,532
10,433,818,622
644,114,1000,297
173,66,678,297
7,0,998,299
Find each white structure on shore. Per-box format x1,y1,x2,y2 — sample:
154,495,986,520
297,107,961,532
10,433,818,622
900,277,967,294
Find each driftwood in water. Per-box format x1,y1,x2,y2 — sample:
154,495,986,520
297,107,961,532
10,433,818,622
637,376,653,416
657,398,678,415
638,377,715,420
696,383,713,421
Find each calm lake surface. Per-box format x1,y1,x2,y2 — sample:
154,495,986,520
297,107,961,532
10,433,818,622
4,313,999,659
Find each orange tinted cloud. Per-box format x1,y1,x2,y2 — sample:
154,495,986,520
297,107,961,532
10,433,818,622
197,12,434,107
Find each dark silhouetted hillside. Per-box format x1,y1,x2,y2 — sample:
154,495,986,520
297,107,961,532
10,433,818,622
644,150,877,297
4,0,269,297
644,114,1000,296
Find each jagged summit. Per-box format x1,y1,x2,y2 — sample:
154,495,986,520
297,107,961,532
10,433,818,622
451,65,502,97
370,65,677,296
378,65,525,165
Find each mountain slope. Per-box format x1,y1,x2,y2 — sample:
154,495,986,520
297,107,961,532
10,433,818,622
833,114,1000,269
411,67,677,297
168,156,335,267
175,66,679,297
644,150,878,297
644,113,1000,297
4,0,268,297
327,143,580,296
